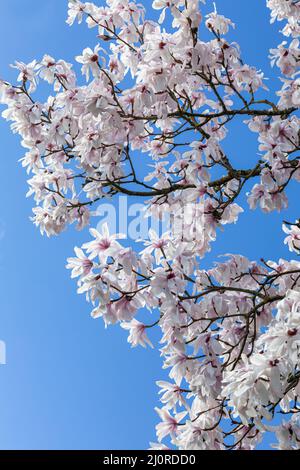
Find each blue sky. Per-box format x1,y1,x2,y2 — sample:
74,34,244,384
0,0,297,450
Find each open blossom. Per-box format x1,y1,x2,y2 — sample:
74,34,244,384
152,0,173,24
66,0,86,26
66,247,94,279
273,415,300,450
205,4,235,35
11,60,40,93
157,380,188,409
155,407,187,442
270,39,300,76
141,229,170,265
2,0,300,451
76,45,103,80
121,319,153,348
38,55,75,91
267,0,300,37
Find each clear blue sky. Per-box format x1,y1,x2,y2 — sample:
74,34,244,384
0,0,297,450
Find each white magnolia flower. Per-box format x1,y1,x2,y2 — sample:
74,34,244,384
66,247,94,279
2,0,300,451
121,319,153,348
76,45,104,80
82,223,125,263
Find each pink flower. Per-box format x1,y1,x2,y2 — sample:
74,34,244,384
155,407,186,442
82,223,125,263
121,319,153,348
66,247,94,279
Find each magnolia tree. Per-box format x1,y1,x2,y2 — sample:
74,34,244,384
2,0,300,451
